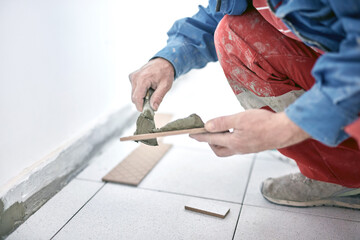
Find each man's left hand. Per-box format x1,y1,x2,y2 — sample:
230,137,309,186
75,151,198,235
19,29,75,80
190,109,310,156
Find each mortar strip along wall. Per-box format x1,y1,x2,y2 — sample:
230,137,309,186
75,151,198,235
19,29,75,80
0,105,137,239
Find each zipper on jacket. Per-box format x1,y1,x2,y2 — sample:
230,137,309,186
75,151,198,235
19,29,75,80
216,0,222,12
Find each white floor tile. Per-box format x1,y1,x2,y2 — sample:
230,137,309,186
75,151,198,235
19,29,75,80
53,184,241,240
8,179,104,240
140,146,254,203
246,151,360,222
234,205,360,240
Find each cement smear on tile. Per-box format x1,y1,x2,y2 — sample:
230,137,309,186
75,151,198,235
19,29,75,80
135,113,204,146
153,114,204,132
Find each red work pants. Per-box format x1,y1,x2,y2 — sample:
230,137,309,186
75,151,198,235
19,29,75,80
214,8,360,188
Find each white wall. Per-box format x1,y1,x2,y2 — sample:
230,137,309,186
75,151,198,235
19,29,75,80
0,0,208,188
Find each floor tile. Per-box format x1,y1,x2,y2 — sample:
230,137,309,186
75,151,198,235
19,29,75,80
53,183,241,240
139,146,254,203
245,151,360,222
8,179,104,240
234,205,360,240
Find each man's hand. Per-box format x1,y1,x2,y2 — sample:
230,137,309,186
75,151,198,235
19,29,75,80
129,58,174,112
190,109,310,156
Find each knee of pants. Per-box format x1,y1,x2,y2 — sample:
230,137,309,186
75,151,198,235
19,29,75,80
214,11,318,112
214,14,263,98
214,15,250,69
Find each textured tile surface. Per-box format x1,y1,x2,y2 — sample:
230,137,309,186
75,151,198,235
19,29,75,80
234,205,360,240
245,151,360,222
8,179,104,240
102,143,172,186
53,184,241,240
140,146,254,203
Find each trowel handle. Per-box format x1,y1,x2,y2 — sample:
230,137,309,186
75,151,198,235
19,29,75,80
143,88,155,111
145,88,155,101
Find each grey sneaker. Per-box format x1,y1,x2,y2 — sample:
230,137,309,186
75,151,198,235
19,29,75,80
261,172,360,209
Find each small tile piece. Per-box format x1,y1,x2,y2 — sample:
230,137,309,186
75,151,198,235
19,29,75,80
120,128,206,142
102,143,172,186
185,200,230,219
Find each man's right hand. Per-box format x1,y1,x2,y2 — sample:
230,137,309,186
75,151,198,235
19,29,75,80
129,58,175,112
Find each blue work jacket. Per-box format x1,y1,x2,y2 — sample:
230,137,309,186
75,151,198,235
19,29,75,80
154,0,360,147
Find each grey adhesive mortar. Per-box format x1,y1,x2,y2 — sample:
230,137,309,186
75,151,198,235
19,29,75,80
153,114,204,132
134,89,158,146
0,174,73,239
0,200,25,240
135,113,204,146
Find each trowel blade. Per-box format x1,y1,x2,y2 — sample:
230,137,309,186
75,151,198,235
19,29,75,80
134,88,158,146
134,112,158,146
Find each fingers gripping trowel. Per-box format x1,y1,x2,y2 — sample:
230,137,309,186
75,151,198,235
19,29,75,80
134,88,158,146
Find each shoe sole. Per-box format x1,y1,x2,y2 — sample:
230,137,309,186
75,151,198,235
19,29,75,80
262,194,360,210
261,183,360,210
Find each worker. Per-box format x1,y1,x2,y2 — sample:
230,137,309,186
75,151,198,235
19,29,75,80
129,0,360,209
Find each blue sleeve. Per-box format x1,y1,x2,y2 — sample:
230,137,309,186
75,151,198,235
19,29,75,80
285,1,360,146
153,0,224,79
153,0,249,79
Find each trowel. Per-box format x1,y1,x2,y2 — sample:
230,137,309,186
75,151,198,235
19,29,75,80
122,113,208,143
134,88,158,146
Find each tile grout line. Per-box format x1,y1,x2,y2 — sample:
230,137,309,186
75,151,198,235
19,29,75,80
242,202,360,223
75,178,244,204
137,186,242,205
49,183,107,240
231,154,257,240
